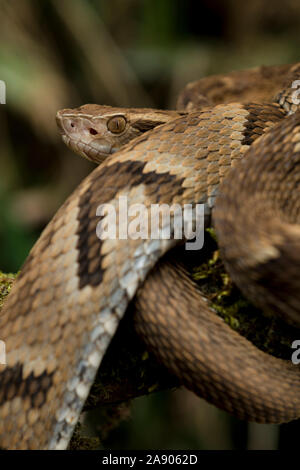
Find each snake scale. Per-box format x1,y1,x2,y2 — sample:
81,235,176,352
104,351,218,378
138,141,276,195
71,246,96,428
0,62,300,449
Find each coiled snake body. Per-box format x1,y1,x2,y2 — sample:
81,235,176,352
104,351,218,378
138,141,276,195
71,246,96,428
1,63,300,449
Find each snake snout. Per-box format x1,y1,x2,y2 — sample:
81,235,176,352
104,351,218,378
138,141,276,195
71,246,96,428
56,109,79,136
56,109,68,135
56,111,96,147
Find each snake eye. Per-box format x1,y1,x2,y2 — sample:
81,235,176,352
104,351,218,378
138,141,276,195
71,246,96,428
107,115,127,134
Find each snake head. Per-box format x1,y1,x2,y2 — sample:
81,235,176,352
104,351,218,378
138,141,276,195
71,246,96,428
56,104,182,164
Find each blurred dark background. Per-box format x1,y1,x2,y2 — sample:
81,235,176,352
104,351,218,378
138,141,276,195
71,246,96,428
0,0,299,450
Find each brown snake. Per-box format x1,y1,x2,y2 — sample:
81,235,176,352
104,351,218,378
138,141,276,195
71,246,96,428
1,62,300,449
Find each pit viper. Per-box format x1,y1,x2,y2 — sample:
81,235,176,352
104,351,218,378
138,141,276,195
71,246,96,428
0,62,300,449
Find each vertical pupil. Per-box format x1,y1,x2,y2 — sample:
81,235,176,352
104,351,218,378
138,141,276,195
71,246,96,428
108,117,125,132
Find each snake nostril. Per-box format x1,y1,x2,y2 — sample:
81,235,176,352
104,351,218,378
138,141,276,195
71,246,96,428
89,128,98,135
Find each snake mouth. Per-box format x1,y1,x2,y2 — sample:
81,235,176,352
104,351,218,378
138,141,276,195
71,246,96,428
61,135,114,164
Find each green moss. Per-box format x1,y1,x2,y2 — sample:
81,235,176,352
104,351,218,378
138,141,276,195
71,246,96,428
191,229,296,360
0,271,16,310
68,422,101,450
